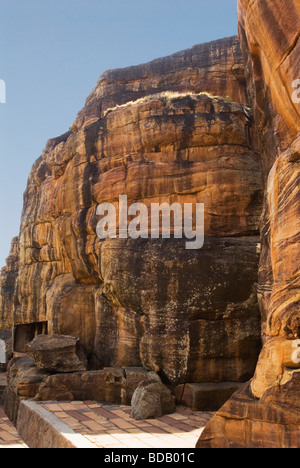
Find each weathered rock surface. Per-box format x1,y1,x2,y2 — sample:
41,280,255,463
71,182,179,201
131,380,176,420
122,367,161,404
198,0,300,448
73,36,248,131
4,356,163,423
238,0,300,400
238,0,300,175
35,368,126,403
176,382,243,411
26,335,87,373
0,238,19,329
34,366,160,404
0,372,7,405
4,356,48,423
197,374,300,449
96,237,261,385
0,36,263,391
251,337,300,399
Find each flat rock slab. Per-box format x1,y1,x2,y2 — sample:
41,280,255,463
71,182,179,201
176,382,243,411
26,335,87,373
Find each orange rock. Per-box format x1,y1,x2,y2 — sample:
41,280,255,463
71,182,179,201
0,38,263,389
198,0,300,448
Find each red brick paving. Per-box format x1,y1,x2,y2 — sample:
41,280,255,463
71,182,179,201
42,401,215,448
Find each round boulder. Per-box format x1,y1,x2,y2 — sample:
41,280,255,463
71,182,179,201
131,380,176,420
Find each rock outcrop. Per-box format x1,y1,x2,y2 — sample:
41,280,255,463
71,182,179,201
4,356,162,423
198,0,300,448
197,377,300,449
0,0,298,447
73,37,248,132
175,382,243,411
26,335,87,373
0,35,263,394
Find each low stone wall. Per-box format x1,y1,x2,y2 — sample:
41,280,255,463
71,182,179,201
4,356,163,423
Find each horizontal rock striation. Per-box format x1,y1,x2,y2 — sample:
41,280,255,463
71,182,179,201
0,37,263,393
0,237,19,329
238,0,300,395
198,0,300,448
73,36,248,131
197,374,300,448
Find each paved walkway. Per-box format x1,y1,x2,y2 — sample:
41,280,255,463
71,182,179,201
0,408,28,448
41,401,214,448
0,386,214,449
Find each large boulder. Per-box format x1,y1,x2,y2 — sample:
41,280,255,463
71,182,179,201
26,335,87,373
131,380,176,420
35,367,126,402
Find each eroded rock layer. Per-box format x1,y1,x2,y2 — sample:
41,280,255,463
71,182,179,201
198,0,300,448
73,36,248,131
0,37,263,389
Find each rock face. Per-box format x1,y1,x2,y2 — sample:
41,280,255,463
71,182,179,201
131,380,176,420
26,335,87,373
0,238,19,330
198,0,300,448
197,376,300,449
4,356,162,423
0,35,263,393
238,0,300,176
239,0,300,399
73,37,249,132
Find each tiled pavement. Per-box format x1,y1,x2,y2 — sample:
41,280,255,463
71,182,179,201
41,401,215,448
0,408,28,448
0,394,214,449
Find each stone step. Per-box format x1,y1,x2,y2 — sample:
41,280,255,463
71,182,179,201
175,382,243,411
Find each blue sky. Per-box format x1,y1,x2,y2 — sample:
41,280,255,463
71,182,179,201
0,0,238,267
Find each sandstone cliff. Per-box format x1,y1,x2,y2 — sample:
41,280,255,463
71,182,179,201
0,36,263,388
198,0,300,448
